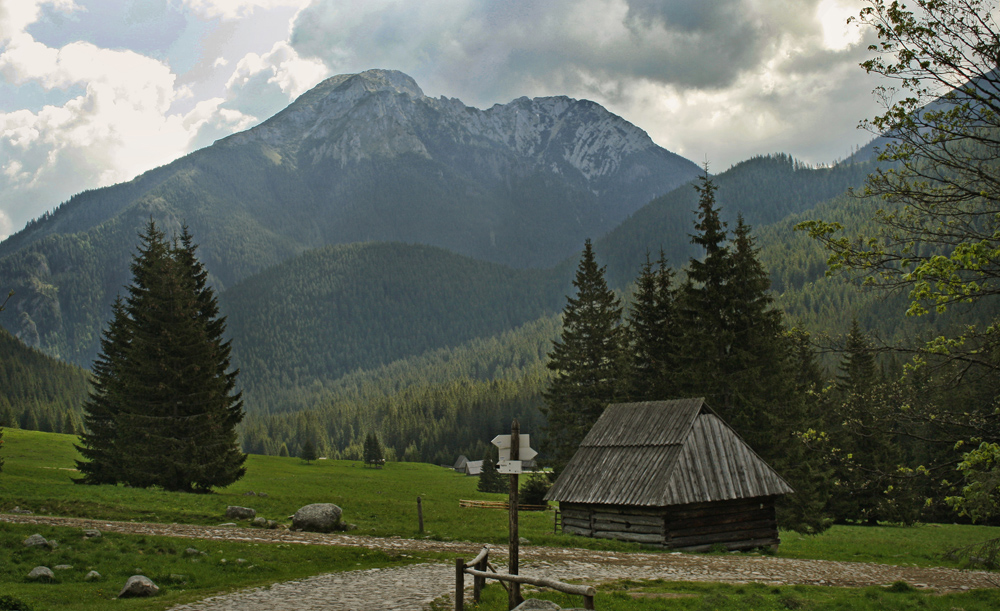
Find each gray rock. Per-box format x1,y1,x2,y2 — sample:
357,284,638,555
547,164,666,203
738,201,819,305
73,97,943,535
47,539,59,549
11,506,33,514
83,529,102,539
243,491,257,496
266,520,279,529
226,506,256,520
292,503,343,533
118,575,159,598
258,492,268,497
54,564,73,570
184,547,203,556
27,566,55,581
251,517,268,527
23,534,48,547
513,600,562,611
218,522,237,527
85,570,101,581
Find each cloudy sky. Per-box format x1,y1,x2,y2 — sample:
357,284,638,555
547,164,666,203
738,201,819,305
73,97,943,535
0,0,881,240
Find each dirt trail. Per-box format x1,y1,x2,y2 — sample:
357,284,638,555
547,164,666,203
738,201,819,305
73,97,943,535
3,512,996,606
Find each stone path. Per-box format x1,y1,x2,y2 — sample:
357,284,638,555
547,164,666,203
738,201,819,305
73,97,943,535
167,563,466,611
3,513,997,610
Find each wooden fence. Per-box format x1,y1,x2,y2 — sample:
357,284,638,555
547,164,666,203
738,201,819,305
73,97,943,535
453,545,595,611
458,499,550,511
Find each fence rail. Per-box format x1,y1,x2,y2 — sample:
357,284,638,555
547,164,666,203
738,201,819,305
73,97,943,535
459,499,550,511
454,545,595,611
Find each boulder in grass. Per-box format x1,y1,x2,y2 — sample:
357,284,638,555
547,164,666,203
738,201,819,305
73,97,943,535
226,506,256,520
27,566,54,582
118,575,159,598
83,529,102,539
513,601,563,611
292,503,343,533
251,517,268,528
85,570,102,582
23,534,48,547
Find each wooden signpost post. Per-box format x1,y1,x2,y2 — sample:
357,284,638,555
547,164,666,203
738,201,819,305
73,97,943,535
492,420,537,610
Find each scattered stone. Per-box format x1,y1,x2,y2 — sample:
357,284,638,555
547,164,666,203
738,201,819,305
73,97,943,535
27,566,55,581
266,520,279,529
133,568,144,574
83,529,102,539
23,534,48,547
519,537,531,545
513,600,562,611
243,491,257,496
11,506,33,514
226,506,256,520
220,558,227,564
218,523,237,527
251,517,268,528
258,492,269,497
54,564,73,570
47,539,59,549
184,547,203,556
84,570,101,581
292,503,343,533
236,558,247,564
118,575,159,598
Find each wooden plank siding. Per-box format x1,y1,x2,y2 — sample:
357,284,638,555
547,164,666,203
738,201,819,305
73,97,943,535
560,497,780,551
547,399,790,552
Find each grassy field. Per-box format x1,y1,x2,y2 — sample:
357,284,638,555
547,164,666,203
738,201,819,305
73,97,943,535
466,580,1000,611
0,521,430,611
3,428,1000,610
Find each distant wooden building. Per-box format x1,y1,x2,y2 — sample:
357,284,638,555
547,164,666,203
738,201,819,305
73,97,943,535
545,398,793,551
454,455,469,473
463,460,483,476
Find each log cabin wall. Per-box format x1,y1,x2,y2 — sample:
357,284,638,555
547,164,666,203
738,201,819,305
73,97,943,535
559,496,779,550
664,496,779,551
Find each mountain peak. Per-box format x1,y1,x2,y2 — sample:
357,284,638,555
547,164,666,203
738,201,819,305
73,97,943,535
325,69,425,99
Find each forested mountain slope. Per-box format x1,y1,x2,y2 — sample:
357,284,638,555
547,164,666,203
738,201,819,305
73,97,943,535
0,327,90,432
595,154,875,288
0,69,698,367
221,242,566,411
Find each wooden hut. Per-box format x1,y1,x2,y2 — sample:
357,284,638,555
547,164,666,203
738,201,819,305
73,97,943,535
453,455,469,473
463,460,483,476
545,398,793,551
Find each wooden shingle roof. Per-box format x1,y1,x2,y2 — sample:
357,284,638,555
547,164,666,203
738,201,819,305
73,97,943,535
546,399,793,507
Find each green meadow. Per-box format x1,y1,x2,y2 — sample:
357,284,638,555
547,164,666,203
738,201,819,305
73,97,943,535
3,429,1000,610
467,580,1000,611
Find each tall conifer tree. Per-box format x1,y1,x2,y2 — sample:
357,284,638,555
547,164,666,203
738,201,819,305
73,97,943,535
75,221,245,492
542,239,623,474
624,252,679,401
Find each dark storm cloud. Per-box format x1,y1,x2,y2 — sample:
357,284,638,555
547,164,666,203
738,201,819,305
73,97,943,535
289,0,835,105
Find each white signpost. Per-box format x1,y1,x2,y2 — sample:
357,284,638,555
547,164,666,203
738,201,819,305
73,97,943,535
492,422,537,609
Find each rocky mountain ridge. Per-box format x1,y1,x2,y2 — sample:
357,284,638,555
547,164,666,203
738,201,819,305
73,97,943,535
230,69,670,190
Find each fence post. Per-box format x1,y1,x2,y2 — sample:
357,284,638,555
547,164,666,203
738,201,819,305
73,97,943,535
584,593,595,610
474,549,487,602
417,496,424,534
455,557,464,611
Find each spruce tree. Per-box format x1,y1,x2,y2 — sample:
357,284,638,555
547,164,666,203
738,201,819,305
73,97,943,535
542,239,623,474
75,297,130,485
364,432,384,467
624,252,679,401
75,221,246,492
301,439,318,463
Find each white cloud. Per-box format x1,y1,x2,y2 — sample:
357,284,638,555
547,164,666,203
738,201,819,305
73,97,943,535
180,0,311,21
0,13,259,233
